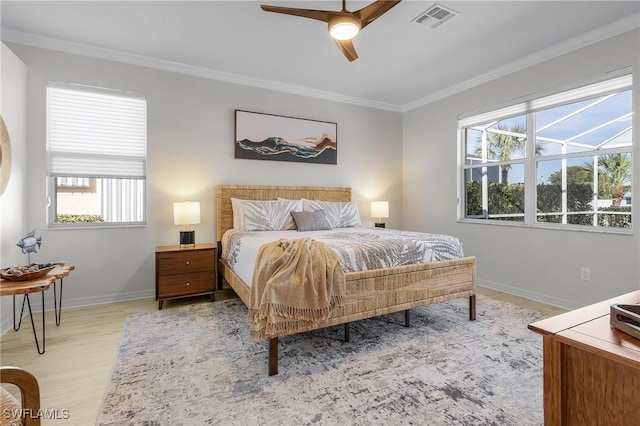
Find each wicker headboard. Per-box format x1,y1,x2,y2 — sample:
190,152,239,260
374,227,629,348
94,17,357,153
216,184,352,240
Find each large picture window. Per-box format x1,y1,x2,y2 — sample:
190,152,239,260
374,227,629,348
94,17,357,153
459,73,632,231
47,82,147,227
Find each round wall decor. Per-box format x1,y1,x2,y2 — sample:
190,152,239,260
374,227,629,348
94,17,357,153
0,115,12,196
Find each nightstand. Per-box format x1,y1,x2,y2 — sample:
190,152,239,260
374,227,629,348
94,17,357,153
155,243,217,310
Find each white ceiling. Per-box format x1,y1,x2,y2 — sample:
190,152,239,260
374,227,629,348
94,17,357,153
2,1,639,111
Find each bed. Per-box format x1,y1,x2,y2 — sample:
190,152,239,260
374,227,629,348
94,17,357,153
216,184,476,375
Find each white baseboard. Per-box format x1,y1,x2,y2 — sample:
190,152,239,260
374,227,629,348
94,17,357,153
478,279,582,311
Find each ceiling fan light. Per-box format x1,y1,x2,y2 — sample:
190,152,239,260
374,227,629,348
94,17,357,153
329,16,361,41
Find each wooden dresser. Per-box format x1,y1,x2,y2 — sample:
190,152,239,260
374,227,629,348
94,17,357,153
528,290,640,425
155,243,217,309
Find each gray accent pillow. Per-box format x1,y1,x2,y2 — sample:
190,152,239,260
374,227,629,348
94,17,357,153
291,210,332,232
302,199,363,228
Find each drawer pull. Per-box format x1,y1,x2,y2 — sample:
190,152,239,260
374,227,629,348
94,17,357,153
185,261,190,265
186,282,190,286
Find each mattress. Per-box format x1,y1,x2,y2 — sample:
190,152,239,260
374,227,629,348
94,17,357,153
221,227,465,287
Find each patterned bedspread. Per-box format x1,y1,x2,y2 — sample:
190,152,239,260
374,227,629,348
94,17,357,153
222,227,464,287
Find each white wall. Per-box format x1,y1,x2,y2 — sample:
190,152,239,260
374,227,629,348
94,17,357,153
3,27,638,334
1,43,28,332
403,29,640,309
1,43,403,329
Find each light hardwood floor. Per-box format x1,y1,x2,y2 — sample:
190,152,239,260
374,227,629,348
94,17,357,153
1,286,565,425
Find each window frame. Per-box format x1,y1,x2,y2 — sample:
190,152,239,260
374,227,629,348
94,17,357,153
457,70,633,234
46,82,147,229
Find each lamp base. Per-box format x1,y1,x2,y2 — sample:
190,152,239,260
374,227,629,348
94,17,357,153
179,230,195,247
374,223,386,228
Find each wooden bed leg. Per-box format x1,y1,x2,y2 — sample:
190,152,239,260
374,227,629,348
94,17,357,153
469,294,477,321
405,309,410,327
217,273,224,291
344,322,350,342
269,337,278,376
216,242,224,291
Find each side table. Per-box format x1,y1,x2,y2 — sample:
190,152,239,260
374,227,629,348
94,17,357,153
0,263,75,354
155,243,217,309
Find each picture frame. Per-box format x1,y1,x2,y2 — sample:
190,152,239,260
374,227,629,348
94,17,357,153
234,110,337,164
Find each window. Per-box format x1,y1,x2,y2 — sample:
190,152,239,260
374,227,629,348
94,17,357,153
459,73,632,231
47,82,147,226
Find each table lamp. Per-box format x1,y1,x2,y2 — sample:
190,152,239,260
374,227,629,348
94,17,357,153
173,201,200,247
371,201,389,228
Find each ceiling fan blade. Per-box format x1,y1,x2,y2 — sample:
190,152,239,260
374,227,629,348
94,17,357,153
355,0,402,29
334,39,358,62
260,5,332,23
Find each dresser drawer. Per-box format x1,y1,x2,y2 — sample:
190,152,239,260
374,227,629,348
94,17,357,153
158,271,215,298
157,249,215,275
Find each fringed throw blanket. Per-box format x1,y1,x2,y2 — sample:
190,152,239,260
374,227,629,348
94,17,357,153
248,238,346,340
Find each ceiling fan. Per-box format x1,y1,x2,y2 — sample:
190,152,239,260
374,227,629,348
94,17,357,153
260,0,402,62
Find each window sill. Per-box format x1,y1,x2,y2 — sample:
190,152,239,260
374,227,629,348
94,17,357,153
458,218,632,235
47,223,147,230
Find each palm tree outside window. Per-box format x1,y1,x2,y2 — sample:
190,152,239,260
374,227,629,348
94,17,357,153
460,72,632,231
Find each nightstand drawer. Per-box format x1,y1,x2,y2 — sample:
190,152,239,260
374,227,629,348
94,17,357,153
157,271,214,298
157,250,215,275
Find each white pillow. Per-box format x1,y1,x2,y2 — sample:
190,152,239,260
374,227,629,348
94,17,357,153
232,199,302,231
302,199,362,228
231,198,246,229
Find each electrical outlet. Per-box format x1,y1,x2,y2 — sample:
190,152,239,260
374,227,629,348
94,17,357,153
580,267,591,281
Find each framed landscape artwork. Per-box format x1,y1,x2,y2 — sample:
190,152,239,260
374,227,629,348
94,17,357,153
234,110,337,164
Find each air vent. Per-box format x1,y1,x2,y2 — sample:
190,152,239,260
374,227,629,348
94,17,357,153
413,4,458,29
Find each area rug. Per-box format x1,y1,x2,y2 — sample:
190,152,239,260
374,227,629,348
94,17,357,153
96,296,547,426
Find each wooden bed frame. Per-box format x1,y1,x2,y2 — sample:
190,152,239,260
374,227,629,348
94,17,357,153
216,184,476,375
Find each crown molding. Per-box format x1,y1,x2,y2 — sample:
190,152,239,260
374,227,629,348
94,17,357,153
1,28,403,113
402,12,640,112
3,11,638,114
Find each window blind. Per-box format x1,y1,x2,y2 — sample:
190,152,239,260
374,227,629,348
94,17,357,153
47,82,147,179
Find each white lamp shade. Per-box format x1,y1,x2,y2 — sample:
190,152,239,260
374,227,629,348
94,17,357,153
173,201,201,225
371,201,389,219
